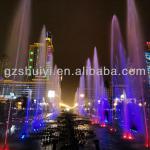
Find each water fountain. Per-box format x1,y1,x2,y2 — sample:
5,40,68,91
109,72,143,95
6,0,31,77
127,0,149,146
4,0,31,145
93,47,109,124
31,26,47,132
110,15,131,137
51,65,61,115
75,47,110,124
78,73,85,116
86,58,92,106
110,0,149,145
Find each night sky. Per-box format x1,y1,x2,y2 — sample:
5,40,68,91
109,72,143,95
0,0,150,105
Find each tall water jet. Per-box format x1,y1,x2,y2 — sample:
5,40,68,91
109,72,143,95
127,0,149,146
32,26,47,130
111,15,128,98
6,0,31,80
99,71,109,124
78,73,85,116
86,58,92,104
127,0,145,99
4,0,31,143
75,88,80,114
51,65,61,115
110,15,131,134
93,47,101,117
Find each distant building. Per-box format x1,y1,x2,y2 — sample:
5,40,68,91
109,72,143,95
0,55,9,79
0,32,55,100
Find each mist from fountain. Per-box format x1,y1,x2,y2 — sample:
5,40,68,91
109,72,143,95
6,0,31,80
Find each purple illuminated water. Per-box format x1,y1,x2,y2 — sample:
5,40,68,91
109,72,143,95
110,0,148,145
93,47,109,123
93,47,101,116
86,58,92,104
127,0,145,99
110,15,130,134
111,15,128,98
127,0,149,146
32,26,47,130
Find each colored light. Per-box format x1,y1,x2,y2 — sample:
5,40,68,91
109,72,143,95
21,135,25,139
29,66,32,69
98,100,101,104
29,58,33,62
30,51,34,55
48,90,55,98
80,94,85,98
2,145,9,150
100,123,106,128
138,102,142,107
123,135,127,139
123,133,134,140
145,144,149,148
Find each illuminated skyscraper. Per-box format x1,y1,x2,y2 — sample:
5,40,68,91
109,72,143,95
145,42,150,86
28,32,54,80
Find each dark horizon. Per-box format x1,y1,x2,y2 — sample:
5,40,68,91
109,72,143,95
1,0,150,105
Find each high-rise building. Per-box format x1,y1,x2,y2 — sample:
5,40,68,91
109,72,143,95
27,32,54,80
145,42,150,86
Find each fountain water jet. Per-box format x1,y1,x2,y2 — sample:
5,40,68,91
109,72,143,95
4,0,31,143
78,73,85,116
127,0,149,146
32,26,47,131
86,58,92,104
110,15,131,136
93,47,101,118
6,0,31,80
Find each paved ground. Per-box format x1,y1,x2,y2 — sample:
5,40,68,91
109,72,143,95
94,126,148,150
0,113,149,150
